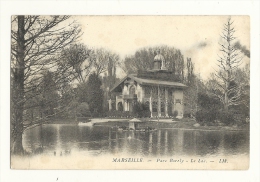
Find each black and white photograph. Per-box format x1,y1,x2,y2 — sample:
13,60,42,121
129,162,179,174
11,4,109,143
9,15,251,170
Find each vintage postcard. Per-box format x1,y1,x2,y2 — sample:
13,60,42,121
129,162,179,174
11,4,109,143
10,15,250,170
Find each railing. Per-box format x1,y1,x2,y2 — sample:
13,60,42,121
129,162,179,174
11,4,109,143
122,94,137,100
116,95,123,100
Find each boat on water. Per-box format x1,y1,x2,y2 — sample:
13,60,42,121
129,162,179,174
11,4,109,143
78,118,93,126
110,118,157,132
78,121,93,126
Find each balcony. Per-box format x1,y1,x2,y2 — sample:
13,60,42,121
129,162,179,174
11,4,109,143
122,94,137,100
116,95,123,100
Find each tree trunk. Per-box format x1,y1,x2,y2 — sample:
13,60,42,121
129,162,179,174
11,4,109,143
224,81,229,112
12,16,25,155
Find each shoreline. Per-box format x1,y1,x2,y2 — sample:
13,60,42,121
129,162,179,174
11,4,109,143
44,118,249,132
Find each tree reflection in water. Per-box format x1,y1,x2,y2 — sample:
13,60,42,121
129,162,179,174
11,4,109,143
23,124,249,158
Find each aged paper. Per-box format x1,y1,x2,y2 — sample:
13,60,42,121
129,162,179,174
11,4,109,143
1,1,259,182
10,15,250,170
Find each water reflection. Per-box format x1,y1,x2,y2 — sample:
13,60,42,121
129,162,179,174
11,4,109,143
22,124,249,158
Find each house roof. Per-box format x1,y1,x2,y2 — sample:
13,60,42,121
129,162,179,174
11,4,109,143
110,75,187,92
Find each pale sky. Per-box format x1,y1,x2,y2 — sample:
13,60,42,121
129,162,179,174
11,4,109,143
74,16,250,80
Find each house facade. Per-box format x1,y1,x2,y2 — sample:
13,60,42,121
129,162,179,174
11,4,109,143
109,51,187,118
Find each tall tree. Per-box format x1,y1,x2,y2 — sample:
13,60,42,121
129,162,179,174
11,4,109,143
39,71,60,118
86,73,104,116
183,58,198,116
89,48,120,76
212,17,243,111
11,16,81,154
186,57,194,85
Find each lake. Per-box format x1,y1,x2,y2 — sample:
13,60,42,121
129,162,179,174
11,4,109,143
22,123,249,158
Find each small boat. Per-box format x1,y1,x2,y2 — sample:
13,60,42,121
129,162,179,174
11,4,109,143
129,118,141,122
78,119,93,126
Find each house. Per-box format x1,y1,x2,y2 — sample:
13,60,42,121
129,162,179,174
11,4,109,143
109,50,187,118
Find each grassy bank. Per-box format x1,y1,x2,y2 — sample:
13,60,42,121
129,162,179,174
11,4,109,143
41,118,78,124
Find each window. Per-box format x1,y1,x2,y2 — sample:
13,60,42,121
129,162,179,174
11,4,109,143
161,102,164,112
175,99,181,104
129,86,135,95
152,101,157,112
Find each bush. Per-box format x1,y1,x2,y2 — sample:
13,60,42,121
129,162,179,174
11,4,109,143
77,102,91,117
173,110,178,118
197,92,222,110
196,109,237,126
133,102,150,118
218,111,235,126
195,109,219,125
183,113,191,118
195,110,206,123
107,111,136,118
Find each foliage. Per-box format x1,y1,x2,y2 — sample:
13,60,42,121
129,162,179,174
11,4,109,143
197,92,222,110
58,44,91,83
132,102,150,118
217,111,235,126
107,111,136,118
123,45,185,82
76,82,89,103
173,110,178,118
195,92,236,126
186,58,194,85
40,71,60,117
195,90,245,126
11,15,81,154
195,110,207,123
101,56,119,111
89,48,120,76
86,73,104,116
77,102,91,117
183,113,192,118
195,109,219,125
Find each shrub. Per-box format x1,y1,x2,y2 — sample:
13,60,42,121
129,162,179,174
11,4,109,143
195,110,207,124
195,109,219,125
173,110,178,118
107,111,136,118
77,102,91,117
197,92,222,110
183,113,191,118
196,109,236,126
133,102,150,118
217,111,235,126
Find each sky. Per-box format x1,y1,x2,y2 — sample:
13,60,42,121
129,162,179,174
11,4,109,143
74,16,250,80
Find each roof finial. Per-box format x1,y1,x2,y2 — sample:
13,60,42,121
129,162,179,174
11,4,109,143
154,49,166,70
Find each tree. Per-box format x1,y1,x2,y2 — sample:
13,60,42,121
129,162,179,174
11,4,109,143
58,43,92,83
186,58,194,85
11,16,81,154
212,17,243,111
183,58,202,116
89,48,120,76
86,73,104,116
123,45,185,82
39,71,60,118
23,71,60,123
